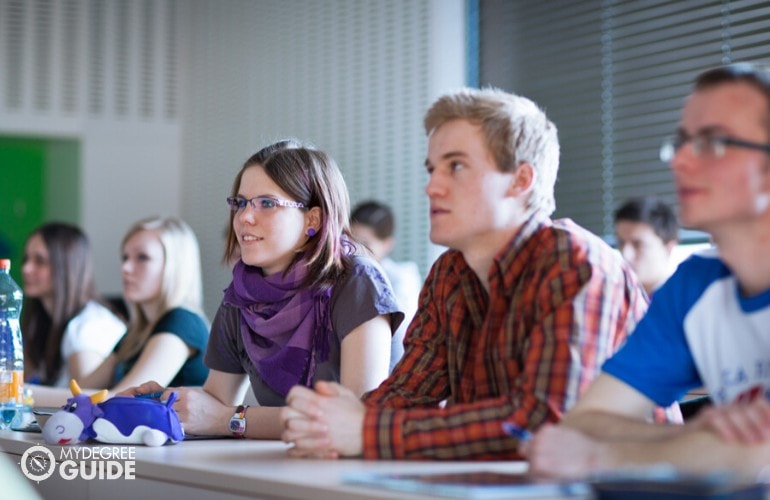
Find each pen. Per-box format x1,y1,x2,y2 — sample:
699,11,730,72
501,422,534,442
136,391,164,400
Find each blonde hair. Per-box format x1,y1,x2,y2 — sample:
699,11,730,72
115,216,205,362
424,87,560,216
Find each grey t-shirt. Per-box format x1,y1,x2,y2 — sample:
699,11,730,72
204,255,404,406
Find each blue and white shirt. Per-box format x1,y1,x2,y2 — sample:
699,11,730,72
603,248,770,406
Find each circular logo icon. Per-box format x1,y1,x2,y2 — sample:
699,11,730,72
20,445,56,482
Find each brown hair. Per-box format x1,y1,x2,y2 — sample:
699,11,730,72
694,62,770,137
223,143,358,289
223,139,304,263
614,196,679,244
351,201,394,240
21,223,104,384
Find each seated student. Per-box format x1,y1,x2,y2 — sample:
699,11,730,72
279,87,656,460
28,216,210,406
124,141,403,440
614,196,679,297
351,200,421,371
525,62,770,480
22,222,126,387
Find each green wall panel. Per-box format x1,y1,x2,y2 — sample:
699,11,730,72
0,137,80,284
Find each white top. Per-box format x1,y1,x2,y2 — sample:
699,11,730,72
53,300,126,387
380,257,421,371
604,248,770,406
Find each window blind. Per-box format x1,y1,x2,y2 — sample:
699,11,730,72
479,0,770,240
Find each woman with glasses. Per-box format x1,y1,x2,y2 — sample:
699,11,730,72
22,222,126,388
29,216,210,406
126,140,403,440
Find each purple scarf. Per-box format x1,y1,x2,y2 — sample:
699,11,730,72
223,259,333,397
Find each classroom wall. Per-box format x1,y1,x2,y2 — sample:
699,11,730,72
0,0,465,318
0,0,182,304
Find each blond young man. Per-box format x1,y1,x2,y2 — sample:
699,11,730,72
279,88,652,460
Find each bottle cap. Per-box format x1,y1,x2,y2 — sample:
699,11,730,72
0,259,10,270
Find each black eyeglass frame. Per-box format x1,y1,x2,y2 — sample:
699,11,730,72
660,133,770,163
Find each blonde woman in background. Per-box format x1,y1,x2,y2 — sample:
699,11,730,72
28,216,210,406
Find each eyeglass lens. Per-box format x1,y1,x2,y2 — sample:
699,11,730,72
659,133,725,163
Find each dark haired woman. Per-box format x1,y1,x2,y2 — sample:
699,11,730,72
22,222,125,387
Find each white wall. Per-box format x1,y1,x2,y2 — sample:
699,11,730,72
181,0,466,316
1,0,466,318
81,121,181,288
0,0,181,299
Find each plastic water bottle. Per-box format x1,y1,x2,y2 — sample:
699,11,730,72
0,258,24,430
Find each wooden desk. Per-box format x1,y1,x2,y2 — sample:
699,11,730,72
1,430,541,500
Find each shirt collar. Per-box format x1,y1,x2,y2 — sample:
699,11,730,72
492,211,552,291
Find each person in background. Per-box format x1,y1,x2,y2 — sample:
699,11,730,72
614,196,679,297
21,222,125,388
616,197,710,419
525,62,770,480
28,216,209,406
280,87,655,460
351,200,421,371
125,141,403,440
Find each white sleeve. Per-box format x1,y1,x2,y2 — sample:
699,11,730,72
59,302,126,360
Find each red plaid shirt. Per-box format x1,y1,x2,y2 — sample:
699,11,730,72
361,215,649,460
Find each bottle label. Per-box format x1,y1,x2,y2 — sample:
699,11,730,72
0,370,23,403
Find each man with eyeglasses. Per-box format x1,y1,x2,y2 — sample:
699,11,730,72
525,62,770,479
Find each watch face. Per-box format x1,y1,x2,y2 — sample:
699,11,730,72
229,419,245,433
